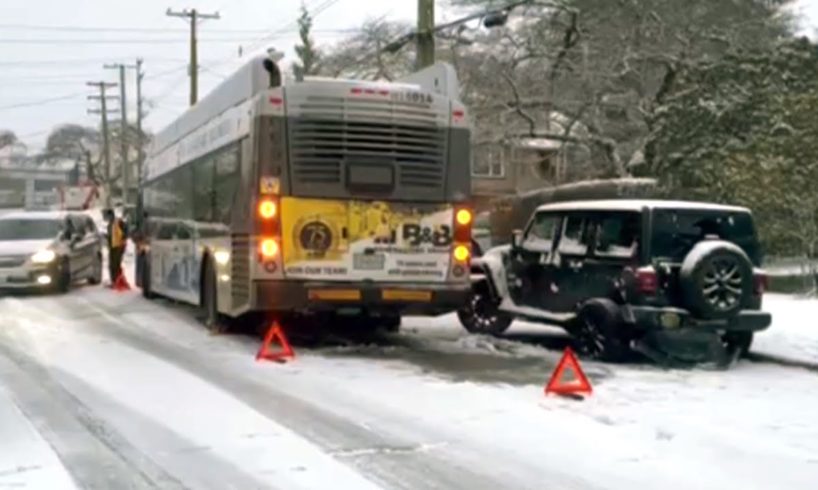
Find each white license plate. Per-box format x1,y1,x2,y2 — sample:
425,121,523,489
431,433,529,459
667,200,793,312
353,253,386,270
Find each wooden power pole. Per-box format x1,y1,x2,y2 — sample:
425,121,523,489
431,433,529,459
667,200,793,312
104,63,130,205
166,7,221,106
103,60,145,205
416,0,435,70
87,81,119,209
135,58,145,191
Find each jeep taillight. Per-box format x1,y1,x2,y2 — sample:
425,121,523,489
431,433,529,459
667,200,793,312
753,270,768,296
635,266,658,295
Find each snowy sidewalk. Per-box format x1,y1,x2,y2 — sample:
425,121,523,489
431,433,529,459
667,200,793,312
751,294,818,365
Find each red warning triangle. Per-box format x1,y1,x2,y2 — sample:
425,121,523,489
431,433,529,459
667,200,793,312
544,347,592,397
256,322,295,363
113,272,131,292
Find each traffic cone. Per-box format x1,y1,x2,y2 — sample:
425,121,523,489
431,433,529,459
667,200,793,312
256,322,295,363
113,272,131,292
544,347,593,399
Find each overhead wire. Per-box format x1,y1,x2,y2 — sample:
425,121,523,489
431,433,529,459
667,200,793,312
0,38,293,45
207,0,344,70
0,91,87,112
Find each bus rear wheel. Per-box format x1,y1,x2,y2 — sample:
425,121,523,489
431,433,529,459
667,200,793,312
200,259,225,333
140,253,155,299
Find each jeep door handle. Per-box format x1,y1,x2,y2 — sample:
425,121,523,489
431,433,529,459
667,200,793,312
568,260,583,271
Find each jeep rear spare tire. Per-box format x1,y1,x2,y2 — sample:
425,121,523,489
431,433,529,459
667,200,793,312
679,240,753,320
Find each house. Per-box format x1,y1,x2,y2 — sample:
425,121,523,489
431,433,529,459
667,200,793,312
470,111,593,211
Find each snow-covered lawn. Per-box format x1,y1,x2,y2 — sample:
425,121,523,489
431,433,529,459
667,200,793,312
751,294,818,365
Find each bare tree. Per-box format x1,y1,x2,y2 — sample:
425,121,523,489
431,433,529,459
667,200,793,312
319,19,415,80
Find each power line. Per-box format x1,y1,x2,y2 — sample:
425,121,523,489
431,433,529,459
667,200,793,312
0,92,87,112
0,38,281,45
208,0,345,70
143,65,189,81
0,58,186,66
0,23,359,34
243,0,342,53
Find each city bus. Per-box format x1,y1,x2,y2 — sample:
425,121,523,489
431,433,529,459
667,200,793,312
137,55,473,330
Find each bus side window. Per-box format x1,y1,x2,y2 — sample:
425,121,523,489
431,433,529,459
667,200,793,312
156,224,176,241
214,145,241,224
193,155,215,222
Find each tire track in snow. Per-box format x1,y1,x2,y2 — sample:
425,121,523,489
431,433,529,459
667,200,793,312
38,292,522,490
0,322,188,490
746,351,818,373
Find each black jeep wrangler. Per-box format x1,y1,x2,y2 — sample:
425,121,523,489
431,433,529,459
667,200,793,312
458,200,771,365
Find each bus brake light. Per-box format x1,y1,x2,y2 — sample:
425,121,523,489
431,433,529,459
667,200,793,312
259,238,279,259
456,209,473,226
258,199,278,220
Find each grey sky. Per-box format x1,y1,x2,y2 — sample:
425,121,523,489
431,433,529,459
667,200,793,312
1,0,816,152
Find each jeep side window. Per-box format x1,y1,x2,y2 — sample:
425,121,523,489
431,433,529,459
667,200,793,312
558,215,591,256
594,212,640,259
523,213,559,252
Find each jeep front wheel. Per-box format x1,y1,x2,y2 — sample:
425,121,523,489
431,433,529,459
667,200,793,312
457,284,513,336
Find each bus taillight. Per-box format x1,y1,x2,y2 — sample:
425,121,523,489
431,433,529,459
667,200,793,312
259,238,279,259
454,207,473,243
456,208,473,226
258,199,278,220
453,244,471,263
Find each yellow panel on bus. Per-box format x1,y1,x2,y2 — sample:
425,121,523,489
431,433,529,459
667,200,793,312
280,197,454,282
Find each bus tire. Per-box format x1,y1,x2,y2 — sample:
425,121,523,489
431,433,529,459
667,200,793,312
140,253,155,299
200,258,224,333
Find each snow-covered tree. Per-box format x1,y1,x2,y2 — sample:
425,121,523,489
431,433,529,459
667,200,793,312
293,4,321,81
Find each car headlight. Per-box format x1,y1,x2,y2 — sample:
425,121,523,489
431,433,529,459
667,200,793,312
31,249,56,264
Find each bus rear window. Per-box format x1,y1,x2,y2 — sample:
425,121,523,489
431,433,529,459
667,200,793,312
650,209,761,264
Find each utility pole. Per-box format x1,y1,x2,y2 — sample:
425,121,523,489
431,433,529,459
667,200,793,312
87,81,119,209
166,7,221,106
135,58,145,191
104,63,130,205
416,0,435,70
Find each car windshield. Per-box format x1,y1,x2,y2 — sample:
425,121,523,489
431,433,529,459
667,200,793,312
651,209,761,264
0,219,62,241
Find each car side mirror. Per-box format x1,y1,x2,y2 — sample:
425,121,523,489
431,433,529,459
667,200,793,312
511,229,524,249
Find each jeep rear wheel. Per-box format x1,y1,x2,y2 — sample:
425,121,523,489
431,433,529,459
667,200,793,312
457,284,513,336
570,300,631,362
680,241,753,320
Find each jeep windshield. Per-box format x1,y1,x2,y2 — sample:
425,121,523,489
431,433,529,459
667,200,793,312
0,219,62,241
650,209,761,265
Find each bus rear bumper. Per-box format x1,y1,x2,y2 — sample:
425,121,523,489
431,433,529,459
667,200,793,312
252,280,470,315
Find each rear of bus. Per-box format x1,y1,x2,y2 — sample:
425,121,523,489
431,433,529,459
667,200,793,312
250,71,472,318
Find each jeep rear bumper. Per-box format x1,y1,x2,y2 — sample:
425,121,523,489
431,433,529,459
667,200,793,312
625,306,772,332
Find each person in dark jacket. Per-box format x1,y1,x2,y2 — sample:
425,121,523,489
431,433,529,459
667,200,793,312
104,208,128,285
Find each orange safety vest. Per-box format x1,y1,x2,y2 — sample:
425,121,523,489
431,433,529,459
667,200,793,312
111,218,125,248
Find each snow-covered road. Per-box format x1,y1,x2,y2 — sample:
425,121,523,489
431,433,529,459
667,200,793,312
1,285,816,489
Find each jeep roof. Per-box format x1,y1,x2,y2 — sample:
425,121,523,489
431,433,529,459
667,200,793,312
534,199,750,214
